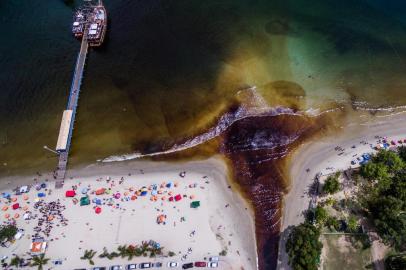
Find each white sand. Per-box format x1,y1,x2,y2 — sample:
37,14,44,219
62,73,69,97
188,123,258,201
0,157,257,270
277,113,406,270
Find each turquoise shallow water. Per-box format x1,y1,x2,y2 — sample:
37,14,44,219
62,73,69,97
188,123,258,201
1,0,406,176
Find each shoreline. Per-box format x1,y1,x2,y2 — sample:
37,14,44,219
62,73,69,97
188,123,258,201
276,112,406,270
0,157,258,270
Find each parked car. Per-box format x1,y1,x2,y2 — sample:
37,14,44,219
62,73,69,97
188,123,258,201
208,262,218,268
110,266,123,270
126,264,137,270
182,262,193,269
209,257,219,262
153,262,162,268
139,262,152,269
167,262,179,268
92,268,107,270
194,262,206,267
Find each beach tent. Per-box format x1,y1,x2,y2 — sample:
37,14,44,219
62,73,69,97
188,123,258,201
190,201,200,208
30,240,47,253
95,188,106,195
65,190,76,197
38,193,46,198
166,182,172,188
2,192,11,199
80,196,90,206
40,183,47,189
12,203,20,210
141,190,148,196
20,186,29,193
174,194,182,201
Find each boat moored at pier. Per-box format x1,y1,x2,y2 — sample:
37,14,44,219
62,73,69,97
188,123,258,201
71,0,107,47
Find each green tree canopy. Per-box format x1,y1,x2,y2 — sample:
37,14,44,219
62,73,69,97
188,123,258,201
398,146,406,162
0,225,18,242
314,206,328,225
373,150,405,172
31,254,49,270
286,223,323,270
385,252,406,270
323,175,340,194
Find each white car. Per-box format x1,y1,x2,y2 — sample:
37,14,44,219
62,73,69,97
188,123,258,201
209,257,219,262
167,262,179,268
208,262,218,268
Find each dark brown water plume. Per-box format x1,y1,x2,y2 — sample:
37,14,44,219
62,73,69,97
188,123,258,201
219,110,335,270
102,87,341,270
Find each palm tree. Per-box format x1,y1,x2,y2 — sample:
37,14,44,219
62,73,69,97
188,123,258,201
80,249,97,265
10,255,23,268
99,247,109,259
117,245,128,258
31,254,50,270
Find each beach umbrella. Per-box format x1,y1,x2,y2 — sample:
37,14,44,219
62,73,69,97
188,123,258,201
23,195,29,200
2,205,8,211
151,190,157,196
23,206,29,211
81,187,89,194
65,190,76,197
11,197,17,202
161,196,166,201
95,188,105,195
4,213,10,219
41,183,47,189
95,207,102,214
114,193,121,199
169,197,174,202
12,203,20,210
124,191,129,196
48,215,54,221
174,194,182,201
157,214,166,224
168,191,173,196
131,195,137,201
14,213,19,219
141,191,147,196
166,182,172,188
37,193,46,198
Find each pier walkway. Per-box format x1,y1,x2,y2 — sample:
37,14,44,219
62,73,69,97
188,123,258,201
55,34,89,188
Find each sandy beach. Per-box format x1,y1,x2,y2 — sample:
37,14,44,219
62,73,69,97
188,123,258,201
277,113,406,270
0,157,257,270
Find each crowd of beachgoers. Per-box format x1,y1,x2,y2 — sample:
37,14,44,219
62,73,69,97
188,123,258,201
0,159,257,269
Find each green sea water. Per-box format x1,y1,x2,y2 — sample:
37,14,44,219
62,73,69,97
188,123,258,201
1,0,406,176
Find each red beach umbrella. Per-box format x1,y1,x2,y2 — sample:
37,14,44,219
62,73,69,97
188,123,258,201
12,203,20,210
95,207,102,214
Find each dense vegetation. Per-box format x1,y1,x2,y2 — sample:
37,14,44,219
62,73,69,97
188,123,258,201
384,252,406,270
286,222,323,270
359,148,406,251
322,172,340,194
0,225,17,242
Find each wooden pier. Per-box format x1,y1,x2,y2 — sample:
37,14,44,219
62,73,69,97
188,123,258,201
55,34,89,188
